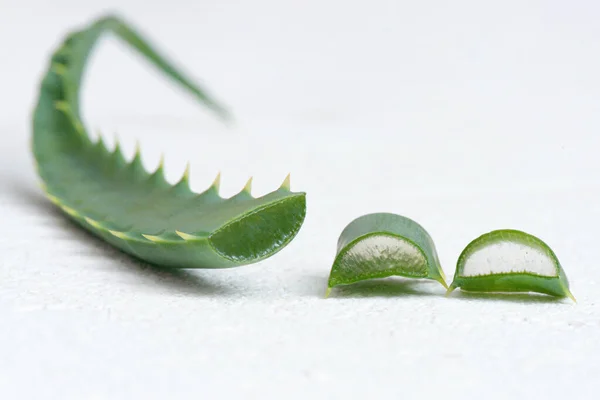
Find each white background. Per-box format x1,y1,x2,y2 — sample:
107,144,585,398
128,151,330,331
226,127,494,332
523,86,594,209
1,0,599,398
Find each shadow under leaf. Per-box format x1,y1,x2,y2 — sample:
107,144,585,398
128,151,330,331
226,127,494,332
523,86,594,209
448,290,570,304
330,278,442,298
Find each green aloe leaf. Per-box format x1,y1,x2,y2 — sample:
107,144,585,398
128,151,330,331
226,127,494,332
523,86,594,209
448,229,575,301
31,15,306,269
326,213,448,296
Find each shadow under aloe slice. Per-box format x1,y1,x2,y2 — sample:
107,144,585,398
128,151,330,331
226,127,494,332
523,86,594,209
448,229,575,301
326,213,447,296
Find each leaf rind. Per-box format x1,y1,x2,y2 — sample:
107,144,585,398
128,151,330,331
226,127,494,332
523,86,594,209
30,15,307,269
327,212,447,294
449,229,574,300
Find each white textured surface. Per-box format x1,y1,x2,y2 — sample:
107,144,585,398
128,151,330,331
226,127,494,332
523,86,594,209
1,1,600,399
462,242,557,277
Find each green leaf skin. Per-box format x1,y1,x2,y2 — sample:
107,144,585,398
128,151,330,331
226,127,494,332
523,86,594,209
448,229,575,301
326,213,448,295
31,15,306,269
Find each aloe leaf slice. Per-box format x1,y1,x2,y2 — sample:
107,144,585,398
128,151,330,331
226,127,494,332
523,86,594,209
448,229,575,300
326,213,448,296
31,15,306,269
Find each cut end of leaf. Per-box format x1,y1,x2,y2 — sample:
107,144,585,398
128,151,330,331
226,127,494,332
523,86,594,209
328,233,430,288
328,213,447,291
451,229,572,299
460,239,558,278
210,194,306,263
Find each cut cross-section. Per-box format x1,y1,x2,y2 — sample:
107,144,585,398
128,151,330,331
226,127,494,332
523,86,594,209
326,213,447,296
448,229,574,300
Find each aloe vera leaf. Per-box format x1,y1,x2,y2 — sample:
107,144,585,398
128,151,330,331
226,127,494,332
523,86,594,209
31,15,306,269
447,229,575,300
326,213,448,295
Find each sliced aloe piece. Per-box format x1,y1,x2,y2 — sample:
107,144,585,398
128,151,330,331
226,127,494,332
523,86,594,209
31,15,306,269
326,213,448,296
448,229,575,300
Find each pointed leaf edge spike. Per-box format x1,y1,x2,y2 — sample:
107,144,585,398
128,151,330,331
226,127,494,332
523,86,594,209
211,171,221,192
175,230,199,241
280,173,291,191
95,131,107,151
150,153,165,178
181,162,191,182
157,153,165,171
243,176,253,194
142,234,165,243
112,136,124,159
109,230,130,240
435,268,449,289
172,162,191,191
132,140,142,163
565,287,577,303
437,277,449,290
